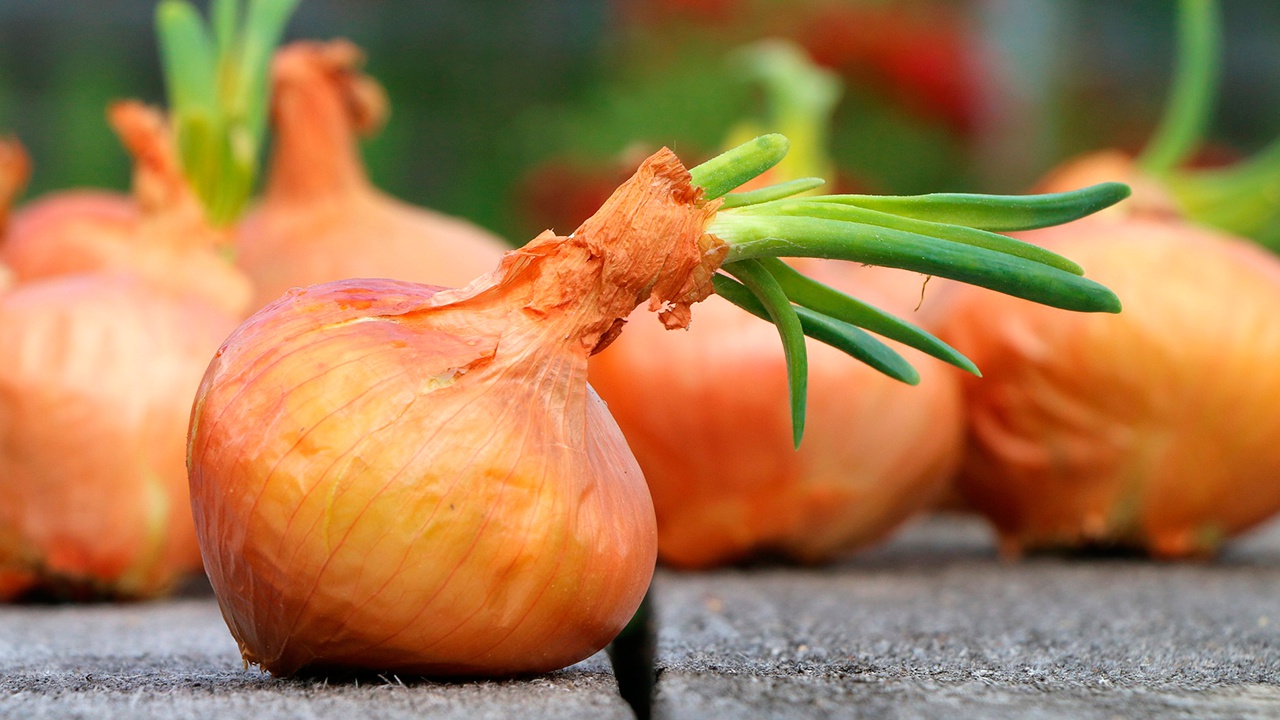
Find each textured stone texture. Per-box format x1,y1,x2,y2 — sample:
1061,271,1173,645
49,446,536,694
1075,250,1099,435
653,515,1280,719
3,515,1279,719
0,597,629,720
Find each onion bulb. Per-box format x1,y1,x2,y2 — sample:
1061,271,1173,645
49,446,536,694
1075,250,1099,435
189,155,703,677
941,195,1280,557
2,102,252,316
190,135,1124,676
234,40,508,309
0,273,239,599
935,0,1280,557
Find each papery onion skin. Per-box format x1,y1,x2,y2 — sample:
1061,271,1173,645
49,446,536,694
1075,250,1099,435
941,216,1280,558
590,263,963,567
1,103,252,317
0,274,238,599
234,40,508,310
188,149,722,677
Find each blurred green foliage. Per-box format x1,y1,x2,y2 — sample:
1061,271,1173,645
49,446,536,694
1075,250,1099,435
1,0,1279,243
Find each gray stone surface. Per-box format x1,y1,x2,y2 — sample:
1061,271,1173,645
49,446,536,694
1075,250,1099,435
654,515,1280,719
0,598,630,719
2,515,1279,719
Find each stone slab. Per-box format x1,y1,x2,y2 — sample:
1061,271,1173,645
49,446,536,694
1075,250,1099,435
653,516,1280,719
3,515,1279,719
0,597,631,720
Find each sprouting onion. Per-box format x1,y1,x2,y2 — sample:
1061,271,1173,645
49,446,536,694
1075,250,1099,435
188,133,1123,678
233,40,509,310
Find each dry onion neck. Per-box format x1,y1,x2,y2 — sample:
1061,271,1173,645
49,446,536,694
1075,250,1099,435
155,0,299,226
685,134,1127,446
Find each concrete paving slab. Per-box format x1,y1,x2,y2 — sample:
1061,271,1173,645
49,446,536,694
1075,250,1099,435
3,515,1279,719
653,515,1280,719
0,597,631,720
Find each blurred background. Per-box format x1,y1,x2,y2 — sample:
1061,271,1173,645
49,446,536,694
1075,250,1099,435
1,0,1279,242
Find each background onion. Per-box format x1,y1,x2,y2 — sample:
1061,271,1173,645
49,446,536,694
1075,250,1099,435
1,103,252,316
940,213,1280,557
0,273,239,599
234,40,508,309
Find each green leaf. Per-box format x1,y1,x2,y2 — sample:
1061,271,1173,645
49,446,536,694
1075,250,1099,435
714,214,1122,313
155,0,298,227
757,258,980,376
1138,0,1222,176
689,134,790,201
720,259,809,448
212,0,240,57
237,0,302,153
712,274,920,385
721,178,826,209
807,183,1131,232
156,1,217,119
1170,138,1280,246
744,198,1084,274
730,39,841,185
174,112,218,204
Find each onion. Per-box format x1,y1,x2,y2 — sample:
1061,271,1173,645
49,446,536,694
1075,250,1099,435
2,102,252,316
234,40,508,309
587,41,966,567
189,136,1124,676
0,0,296,600
0,273,239,599
189,158,702,677
940,201,1280,557
4,191,137,274
590,263,963,567
932,0,1280,557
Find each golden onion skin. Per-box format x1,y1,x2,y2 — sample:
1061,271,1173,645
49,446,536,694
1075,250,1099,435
590,265,963,567
942,217,1280,557
0,274,235,599
188,279,657,677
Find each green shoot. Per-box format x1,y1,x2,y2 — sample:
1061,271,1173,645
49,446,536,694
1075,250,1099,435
686,135,1126,446
156,0,299,227
1138,0,1222,176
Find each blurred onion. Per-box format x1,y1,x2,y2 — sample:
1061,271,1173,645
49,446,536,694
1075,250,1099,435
941,210,1280,557
234,40,508,309
2,102,252,316
0,274,238,598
